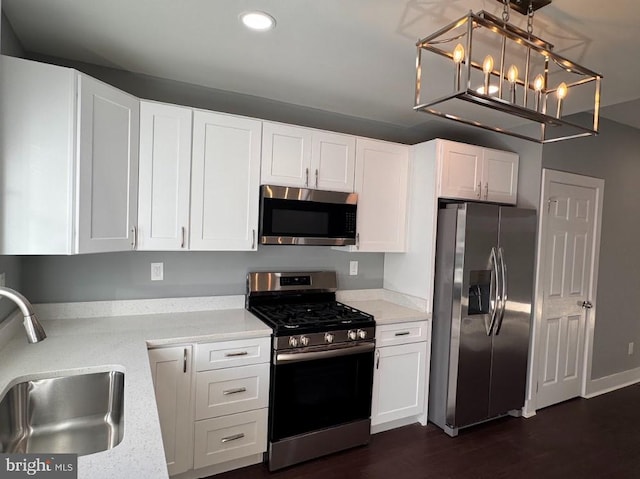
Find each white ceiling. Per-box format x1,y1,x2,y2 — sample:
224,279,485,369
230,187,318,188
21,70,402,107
3,0,640,132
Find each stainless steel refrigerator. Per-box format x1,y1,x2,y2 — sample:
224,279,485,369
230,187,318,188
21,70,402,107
429,202,536,437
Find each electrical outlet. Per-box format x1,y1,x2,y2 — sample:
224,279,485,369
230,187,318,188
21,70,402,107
349,261,358,276
629,342,634,356
151,262,164,281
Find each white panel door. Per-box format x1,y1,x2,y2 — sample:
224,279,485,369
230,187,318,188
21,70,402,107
148,346,193,476
354,138,409,252
190,111,261,251
438,140,483,200
311,131,355,192
261,122,312,187
536,174,599,409
76,74,139,253
371,342,427,426
483,149,518,204
138,101,192,250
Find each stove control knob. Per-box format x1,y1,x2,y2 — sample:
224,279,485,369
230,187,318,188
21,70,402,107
324,332,334,344
300,335,310,347
348,330,357,341
357,329,367,340
289,336,299,348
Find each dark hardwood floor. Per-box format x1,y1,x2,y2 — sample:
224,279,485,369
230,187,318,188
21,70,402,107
213,384,640,478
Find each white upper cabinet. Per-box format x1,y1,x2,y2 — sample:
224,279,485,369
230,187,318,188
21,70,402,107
482,147,519,204
437,139,518,204
311,131,356,191
353,138,409,252
0,56,139,255
438,141,483,200
190,111,262,251
138,101,193,250
261,122,355,192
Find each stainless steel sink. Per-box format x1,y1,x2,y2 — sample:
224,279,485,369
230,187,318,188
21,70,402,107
0,371,124,456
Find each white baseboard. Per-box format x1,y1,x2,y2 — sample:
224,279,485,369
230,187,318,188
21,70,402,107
584,366,640,398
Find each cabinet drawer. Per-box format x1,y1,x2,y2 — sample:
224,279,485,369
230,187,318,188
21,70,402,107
376,321,429,347
195,337,270,371
193,408,268,469
195,363,270,420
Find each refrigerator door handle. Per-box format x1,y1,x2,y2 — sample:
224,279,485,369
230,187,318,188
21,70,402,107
487,247,501,336
495,247,508,335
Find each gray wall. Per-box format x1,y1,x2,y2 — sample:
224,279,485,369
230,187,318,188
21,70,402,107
20,249,383,303
0,7,23,320
542,116,640,380
1,10,23,56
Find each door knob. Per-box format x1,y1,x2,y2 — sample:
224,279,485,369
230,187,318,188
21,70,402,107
581,301,593,309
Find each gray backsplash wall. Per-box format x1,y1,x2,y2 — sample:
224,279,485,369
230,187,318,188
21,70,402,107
20,249,383,303
542,116,640,380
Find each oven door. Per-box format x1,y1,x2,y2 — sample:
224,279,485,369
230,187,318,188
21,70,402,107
270,341,374,442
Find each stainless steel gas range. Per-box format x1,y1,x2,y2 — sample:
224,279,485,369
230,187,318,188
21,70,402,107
246,271,375,471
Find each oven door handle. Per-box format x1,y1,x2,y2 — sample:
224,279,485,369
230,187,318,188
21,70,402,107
274,341,375,364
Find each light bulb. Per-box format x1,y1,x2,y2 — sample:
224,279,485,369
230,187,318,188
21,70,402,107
533,74,545,92
556,82,568,118
533,74,545,112
556,82,568,100
507,65,519,103
453,44,465,64
483,55,494,74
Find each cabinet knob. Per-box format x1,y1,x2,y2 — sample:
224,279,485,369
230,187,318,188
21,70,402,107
305,168,309,187
477,182,482,199
181,226,186,249
315,169,319,188
484,182,489,200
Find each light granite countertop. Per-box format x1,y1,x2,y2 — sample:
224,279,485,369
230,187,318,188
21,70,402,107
0,303,271,479
0,290,427,479
342,299,430,325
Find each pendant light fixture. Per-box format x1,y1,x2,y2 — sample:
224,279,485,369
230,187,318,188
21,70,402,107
414,0,603,143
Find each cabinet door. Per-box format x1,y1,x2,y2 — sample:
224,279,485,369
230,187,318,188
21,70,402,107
190,111,261,251
138,102,193,250
148,346,193,476
76,75,140,253
354,139,408,252
438,140,483,200
311,131,356,192
483,149,519,204
261,122,312,187
371,342,427,426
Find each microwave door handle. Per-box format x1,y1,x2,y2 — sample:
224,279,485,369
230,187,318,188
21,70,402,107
495,247,508,335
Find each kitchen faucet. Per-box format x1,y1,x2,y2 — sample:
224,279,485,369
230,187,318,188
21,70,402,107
0,287,46,343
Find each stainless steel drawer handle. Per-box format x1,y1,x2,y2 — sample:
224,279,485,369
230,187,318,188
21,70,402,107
221,433,245,443
225,351,249,357
223,387,247,395
394,331,411,336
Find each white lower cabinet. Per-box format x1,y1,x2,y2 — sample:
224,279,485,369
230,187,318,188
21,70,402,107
193,408,268,470
371,321,429,433
149,346,194,476
150,336,270,477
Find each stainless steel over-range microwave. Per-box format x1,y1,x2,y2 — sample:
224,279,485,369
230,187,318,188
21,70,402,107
259,185,358,246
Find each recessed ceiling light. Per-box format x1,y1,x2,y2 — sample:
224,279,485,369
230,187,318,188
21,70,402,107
240,11,276,31
476,85,500,95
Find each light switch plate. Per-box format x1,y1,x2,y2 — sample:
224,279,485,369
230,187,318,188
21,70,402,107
349,261,358,276
151,263,164,281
